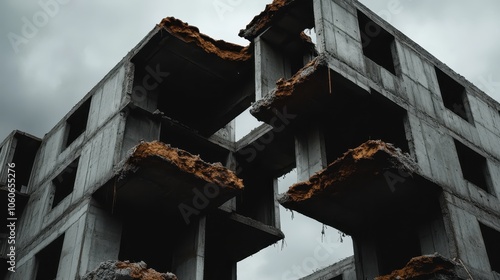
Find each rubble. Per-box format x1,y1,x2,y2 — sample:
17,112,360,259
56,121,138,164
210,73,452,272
159,17,251,61
280,140,416,204
82,260,177,280
251,55,329,119
239,0,295,39
375,254,469,280
124,141,243,191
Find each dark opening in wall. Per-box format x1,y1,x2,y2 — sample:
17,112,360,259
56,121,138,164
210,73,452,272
357,10,397,75
454,139,493,194
11,135,41,192
435,67,473,123
324,90,410,163
35,234,64,280
52,158,79,208
119,216,173,273
479,223,500,273
331,274,343,280
65,98,91,148
377,230,421,275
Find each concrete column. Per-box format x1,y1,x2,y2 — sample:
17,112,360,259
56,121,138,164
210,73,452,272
295,125,327,181
172,216,206,280
78,201,122,277
254,36,288,101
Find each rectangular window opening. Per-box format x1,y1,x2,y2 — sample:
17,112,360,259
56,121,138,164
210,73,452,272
479,223,500,273
454,140,493,194
357,10,397,75
65,98,91,148
51,158,79,208
35,234,65,280
435,67,473,123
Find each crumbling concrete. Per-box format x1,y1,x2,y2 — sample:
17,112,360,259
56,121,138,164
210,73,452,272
159,17,251,61
375,254,469,280
82,260,177,280
123,141,243,191
251,55,330,121
239,0,295,39
280,140,416,204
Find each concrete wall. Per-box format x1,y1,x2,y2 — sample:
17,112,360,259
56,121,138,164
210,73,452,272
11,60,131,279
308,0,500,278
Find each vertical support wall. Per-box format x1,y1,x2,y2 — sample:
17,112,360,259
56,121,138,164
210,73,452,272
254,36,289,101
295,124,327,181
313,0,365,73
172,217,206,280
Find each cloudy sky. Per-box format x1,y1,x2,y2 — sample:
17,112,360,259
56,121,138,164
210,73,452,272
1,0,500,279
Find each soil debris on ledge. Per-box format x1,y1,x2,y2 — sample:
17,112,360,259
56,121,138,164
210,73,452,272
375,254,469,280
239,0,295,39
123,141,243,191
251,55,328,116
280,140,417,203
159,17,251,61
82,260,178,280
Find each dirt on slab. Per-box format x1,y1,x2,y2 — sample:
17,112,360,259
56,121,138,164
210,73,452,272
239,0,295,39
83,260,177,280
376,254,469,280
124,141,243,191
281,140,417,203
159,17,251,61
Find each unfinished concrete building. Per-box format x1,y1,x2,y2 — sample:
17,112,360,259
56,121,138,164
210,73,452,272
2,0,500,279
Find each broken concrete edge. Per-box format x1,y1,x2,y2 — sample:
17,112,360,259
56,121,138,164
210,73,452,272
119,141,243,191
278,140,418,204
158,17,252,61
82,260,178,280
375,254,469,280
239,0,296,40
250,54,328,117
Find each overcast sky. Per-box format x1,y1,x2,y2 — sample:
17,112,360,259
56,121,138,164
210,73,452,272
1,0,500,279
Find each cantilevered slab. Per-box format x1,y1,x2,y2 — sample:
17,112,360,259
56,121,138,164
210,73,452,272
239,0,313,41
97,141,243,219
250,55,368,124
206,211,285,262
279,140,441,234
251,56,330,123
132,17,254,136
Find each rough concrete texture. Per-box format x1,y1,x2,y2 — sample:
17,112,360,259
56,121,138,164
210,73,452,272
280,140,416,203
239,0,295,39
251,55,328,117
375,254,469,280
82,260,177,280
159,17,251,61
123,141,243,191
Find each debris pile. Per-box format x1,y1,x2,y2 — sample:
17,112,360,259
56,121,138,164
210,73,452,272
124,141,243,191
159,17,251,61
376,254,469,280
82,260,177,280
280,140,416,204
239,0,295,39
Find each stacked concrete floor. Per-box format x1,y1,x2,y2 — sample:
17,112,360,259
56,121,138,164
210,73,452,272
1,0,500,279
